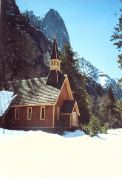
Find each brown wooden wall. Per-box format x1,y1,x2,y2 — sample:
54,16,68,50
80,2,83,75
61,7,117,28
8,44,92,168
56,82,70,107
4,105,54,129
60,115,71,128
55,81,71,127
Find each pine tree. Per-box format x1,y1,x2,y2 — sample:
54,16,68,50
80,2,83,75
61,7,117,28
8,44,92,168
84,115,107,136
111,0,122,82
111,0,122,127
91,87,121,129
22,10,42,30
106,88,121,128
60,44,90,125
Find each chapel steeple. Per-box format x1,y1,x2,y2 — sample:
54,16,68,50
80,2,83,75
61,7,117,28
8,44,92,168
46,38,65,89
50,38,61,71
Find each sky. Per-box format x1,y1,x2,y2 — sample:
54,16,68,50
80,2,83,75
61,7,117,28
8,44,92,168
16,0,122,79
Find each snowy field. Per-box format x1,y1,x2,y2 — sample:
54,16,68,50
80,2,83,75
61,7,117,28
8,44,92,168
0,129,122,177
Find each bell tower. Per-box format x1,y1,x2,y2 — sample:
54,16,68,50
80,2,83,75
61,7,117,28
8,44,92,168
46,38,65,89
50,38,61,71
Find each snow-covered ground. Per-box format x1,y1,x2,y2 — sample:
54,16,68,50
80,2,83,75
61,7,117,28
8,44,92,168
0,129,122,177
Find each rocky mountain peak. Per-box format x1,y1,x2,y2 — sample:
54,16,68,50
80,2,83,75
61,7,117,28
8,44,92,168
79,57,122,98
1,1,122,99
41,9,70,48
46,8,60,16
0,0,50,84
2,0,19,15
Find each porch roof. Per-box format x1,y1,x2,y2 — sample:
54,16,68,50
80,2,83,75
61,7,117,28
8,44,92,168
60,100,75,114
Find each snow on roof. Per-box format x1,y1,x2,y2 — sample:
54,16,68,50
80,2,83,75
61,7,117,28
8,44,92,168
0,91,15,117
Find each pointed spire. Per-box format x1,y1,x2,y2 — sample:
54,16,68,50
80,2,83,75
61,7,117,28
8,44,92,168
51,38,59,59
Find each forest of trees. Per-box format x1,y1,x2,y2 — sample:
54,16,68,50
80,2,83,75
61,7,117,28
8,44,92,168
22,7,122,136
60,42,122,135
111,0,122,127
58,1,122,135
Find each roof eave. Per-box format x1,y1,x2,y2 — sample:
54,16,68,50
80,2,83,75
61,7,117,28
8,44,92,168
11,103,56,107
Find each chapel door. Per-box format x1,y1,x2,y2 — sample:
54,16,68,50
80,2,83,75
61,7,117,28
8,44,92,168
71,112,78,127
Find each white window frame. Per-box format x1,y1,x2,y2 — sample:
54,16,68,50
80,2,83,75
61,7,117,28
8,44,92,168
15,108,20,120
27,107,32,120
40,106,45,120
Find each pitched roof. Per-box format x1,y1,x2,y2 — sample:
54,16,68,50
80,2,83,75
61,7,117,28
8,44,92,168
46,70,65,90
61,100,75,114
5,77,60,105
51,38,59,59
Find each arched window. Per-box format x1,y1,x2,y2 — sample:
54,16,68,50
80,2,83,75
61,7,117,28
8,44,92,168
40,106,45,120
15,108,20,120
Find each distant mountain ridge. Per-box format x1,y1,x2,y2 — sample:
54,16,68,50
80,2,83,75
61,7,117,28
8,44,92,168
79,57,122,98
1,1,122,99
24,8,122,98
23,9,70,49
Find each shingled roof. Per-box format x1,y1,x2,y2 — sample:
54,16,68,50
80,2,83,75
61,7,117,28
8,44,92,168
5,77,60,105
46,70,65,89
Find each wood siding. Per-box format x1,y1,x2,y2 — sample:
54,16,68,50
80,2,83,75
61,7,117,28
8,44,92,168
57,81,71,107
4,106,54,129
60,115,71,128
4,77,79,131
55,81,71,127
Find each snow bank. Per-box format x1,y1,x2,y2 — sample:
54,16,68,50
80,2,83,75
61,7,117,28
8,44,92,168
0,91,15,117
0,129,122,177
63,129,86,137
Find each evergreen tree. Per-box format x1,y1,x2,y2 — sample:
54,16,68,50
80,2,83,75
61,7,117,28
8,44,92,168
106,88,121,128
22,10,42,30
116,100,122,114
116,100,122,127
60,44,90,125
84,115,107,136
111,1,122,127
91,88,121,129
111,0,122,82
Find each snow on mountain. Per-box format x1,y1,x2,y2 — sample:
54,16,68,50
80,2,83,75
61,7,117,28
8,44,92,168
2,2,121,99
0,128,122,177
22,8,122,98
0,91,15,116
79,57,122,98
98,72,109,87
